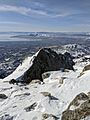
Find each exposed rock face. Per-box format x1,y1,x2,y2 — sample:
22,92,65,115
22,48,75,83
63,52,75,70
61,92,90,120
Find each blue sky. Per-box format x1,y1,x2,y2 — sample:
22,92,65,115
0,0,90,32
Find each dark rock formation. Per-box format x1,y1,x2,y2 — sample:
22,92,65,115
62,52,75,71
0,94,8,99
22,48,75,83
61,92,90,120
40,92,58,100
24,102,37,112
42,113,59,120
0,114,13,120
9,79,18,84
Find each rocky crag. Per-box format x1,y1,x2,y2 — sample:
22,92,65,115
22,48,75,83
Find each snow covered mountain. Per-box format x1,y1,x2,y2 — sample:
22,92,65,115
0,47,90,120
52,44,90,58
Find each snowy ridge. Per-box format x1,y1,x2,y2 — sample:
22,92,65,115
52,44,90,58
3,50,40,82
0,53,90,119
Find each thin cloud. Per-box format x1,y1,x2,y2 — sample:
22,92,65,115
48,13,71,18
0,5,47,16
0,4,70,18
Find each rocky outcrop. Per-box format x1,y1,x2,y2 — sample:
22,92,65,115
61,92,90,120
22,48,75,83
0,114,13,120
42,72,51,80
9,79,18,84
40,92,58,100
78,64,90,78
0,94,8,99
24,102,37,112
82,64,90,72
42,113,59,120
40,92,51,97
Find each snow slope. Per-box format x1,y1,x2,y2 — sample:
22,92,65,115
3,50,40,82
0,55,90,120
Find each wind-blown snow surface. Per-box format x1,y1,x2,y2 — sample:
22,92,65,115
0,56,90,119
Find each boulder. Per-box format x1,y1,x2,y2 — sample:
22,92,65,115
30,79,42,84
0,94,8,99
42,72,52,80
42,113,59,120
22,48,75,83
40,92,58,100
40,92,51,97
58,77,64,84
83,64,90,72
9,79,17,84
24,102,37,112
